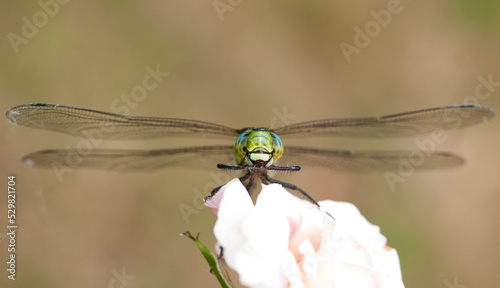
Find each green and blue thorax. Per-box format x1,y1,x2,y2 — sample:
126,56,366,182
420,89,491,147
234,128,284,167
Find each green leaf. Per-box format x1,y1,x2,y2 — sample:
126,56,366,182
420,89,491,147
181,231,232,288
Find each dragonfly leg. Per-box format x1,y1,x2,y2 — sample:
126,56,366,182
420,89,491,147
263,175,320,207
266,165,301,171
216,163,255,193
217,163,247,171
209,246,225,275
204,171,252,201
263,174,335,220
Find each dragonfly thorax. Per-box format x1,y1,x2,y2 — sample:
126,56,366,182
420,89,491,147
234,128,284,167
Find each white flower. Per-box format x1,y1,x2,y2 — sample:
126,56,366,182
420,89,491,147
205,178,405,288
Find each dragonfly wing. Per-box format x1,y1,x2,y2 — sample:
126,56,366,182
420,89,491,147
22,146,236,172
6,103,240,139
272,104,494,137
279,146,464,172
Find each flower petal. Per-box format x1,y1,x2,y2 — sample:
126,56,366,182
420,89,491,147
281,250,305,288
210,179,405,288
213,179,254,255
288,208,323,262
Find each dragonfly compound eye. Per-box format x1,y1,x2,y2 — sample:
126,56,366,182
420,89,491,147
234,130,251,165
271,132,284,161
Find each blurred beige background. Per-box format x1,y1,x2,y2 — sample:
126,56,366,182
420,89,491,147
1,1,500,287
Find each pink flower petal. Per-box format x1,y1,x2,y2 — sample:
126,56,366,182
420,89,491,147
287,217,298,240
210,179,405,288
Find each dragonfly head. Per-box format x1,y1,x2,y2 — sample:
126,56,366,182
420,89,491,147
235,128,284,167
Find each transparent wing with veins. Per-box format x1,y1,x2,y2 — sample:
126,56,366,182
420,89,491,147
22,146,236,172
6,103,240,140
279,147,464,172
21,145,464,173
6,103,494,140
6,103,494,172
271,104,494,137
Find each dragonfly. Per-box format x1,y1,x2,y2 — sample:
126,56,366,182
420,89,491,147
5,103,494,208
